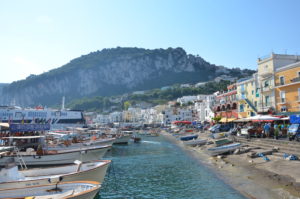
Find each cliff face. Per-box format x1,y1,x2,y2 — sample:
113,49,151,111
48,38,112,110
0,47,253,106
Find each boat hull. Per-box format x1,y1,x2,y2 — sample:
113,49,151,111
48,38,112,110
0,160,111,189
0,145,111,166
48,138,115,150
183,139,207,147
113,135,131,144
208,143,241,156
180,134,198,141
0,181,100,199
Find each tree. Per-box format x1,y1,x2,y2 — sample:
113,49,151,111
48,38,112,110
212,115,222,123
123,101,131,110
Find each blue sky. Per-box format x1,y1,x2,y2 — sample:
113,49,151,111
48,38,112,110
0,0,299,83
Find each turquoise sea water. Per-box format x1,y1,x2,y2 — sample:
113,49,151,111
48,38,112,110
98,135,246,199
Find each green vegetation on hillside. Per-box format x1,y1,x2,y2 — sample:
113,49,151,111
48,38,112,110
67,80,231,112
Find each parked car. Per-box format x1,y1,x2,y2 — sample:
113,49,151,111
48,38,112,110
288,124,300,141
211,124,231,133
209,124,220,132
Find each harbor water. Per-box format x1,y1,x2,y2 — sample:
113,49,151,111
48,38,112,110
98,135,246,199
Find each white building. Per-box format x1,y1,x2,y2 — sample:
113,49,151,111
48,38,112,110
176,96,198,105
94,114,110,124
162,108,193,125
194,95,215,122
109,111,123,122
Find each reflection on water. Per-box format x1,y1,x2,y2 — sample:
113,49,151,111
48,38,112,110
97,135,246,199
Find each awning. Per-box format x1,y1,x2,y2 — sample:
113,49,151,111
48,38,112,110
220,118,236,123
234,118,250,122
173,121,192,124
0,123,9,128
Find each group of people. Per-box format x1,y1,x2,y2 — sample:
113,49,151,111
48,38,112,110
235,122,289,139
263,122,289,139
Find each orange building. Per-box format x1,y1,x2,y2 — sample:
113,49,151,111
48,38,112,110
275,62,300,114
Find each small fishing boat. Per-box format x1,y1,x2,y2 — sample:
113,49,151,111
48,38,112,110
180,134,198,141
214,138,233,147
0,145,111,166
212,132,225,139
0,181,100,199
47,138,115,150
0,160,111,189
113,135,131,144
207,143,241,156
183,139,207,147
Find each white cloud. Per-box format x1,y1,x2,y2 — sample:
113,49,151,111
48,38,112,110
36,15,53,24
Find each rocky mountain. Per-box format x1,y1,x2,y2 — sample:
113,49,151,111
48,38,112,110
0,47,254,107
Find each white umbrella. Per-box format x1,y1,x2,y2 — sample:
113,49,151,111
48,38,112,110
281,117,290,120
246,115,281,122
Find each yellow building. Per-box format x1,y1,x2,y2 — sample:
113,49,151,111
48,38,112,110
236,74,259,118
275,62,300,114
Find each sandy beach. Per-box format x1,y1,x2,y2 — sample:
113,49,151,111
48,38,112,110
162,131,300,199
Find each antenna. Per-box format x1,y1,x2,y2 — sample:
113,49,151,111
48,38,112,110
62,96,65,110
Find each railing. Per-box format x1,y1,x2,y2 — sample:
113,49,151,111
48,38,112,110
291,77,300,83
261,85,274,92
244,98,257,113
256,100,275,112
259,71,273,78
258,54,271,61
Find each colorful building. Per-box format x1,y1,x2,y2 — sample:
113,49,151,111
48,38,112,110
213,83,238,122
257,53,300,114
275,61,300,114
236,73,259,118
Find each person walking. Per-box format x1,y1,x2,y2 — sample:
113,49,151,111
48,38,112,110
264,123,270,138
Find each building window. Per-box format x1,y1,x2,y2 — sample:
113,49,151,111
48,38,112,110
298,88,300,101
265,96,270,106
280,91,286,103
252,90,254,95
279,76,285,85
254,101,257,107
240,104,244,112
264,80,269,87
298,71,300,77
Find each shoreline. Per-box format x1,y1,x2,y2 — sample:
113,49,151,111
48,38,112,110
161,131,300,199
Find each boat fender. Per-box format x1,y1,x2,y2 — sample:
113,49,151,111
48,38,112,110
33,155,41,159
48,176,64,183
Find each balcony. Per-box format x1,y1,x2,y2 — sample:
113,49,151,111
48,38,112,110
291,77,300,83
261,85,274,92
256,100,275,113
260,71,273,79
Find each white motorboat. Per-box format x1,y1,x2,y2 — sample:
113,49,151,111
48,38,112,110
0,145,111,166
113,135,131,144
47,137,115,150
183,139,207,147
0,181,100,199
0,160,111,189
207,143,241,156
